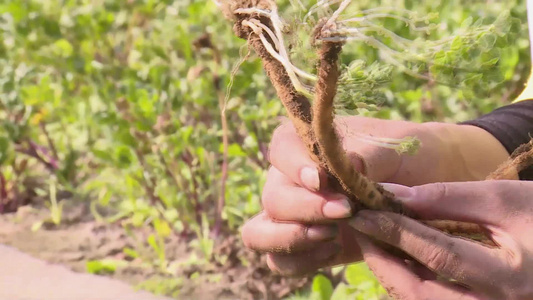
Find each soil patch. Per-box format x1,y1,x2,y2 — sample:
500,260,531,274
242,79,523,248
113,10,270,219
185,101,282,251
0,199,312,299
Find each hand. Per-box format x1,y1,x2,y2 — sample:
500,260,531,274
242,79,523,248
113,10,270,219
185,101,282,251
241,116,507,276
350,181,533,300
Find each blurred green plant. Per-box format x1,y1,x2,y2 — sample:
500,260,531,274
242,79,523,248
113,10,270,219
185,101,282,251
287,263,386,300
86,258,128,275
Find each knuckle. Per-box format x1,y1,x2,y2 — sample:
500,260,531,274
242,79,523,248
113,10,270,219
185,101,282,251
376,212,403,236
483,181,510,211
423,245,460,275
415,182,449,209
261,190,282,220
269,122,295,162
274,224,308,253
287,224,309,253
241,212,266,250
282,224,307,253
428,181,449,200
261,184,275,213
260,168,279,215
240,215,259,250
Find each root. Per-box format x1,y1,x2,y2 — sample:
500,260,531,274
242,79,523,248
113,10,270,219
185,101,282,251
422,220,496,246
420,139,533,246
486,139,533,180
224,0,496,247
311,29,493,246
230,5,322,165
311,28,407,214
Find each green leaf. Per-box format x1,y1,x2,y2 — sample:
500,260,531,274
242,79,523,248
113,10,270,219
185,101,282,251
147,234,160,253
461,16,473,28
53,39,74,58
114,145,134,168
479,34,497,49
0,136,11,165
123,247,139,259
345,262,377,287
330,283,352,300
154,218,172,238
451,36,463,51
86,259,126,275
31,221,44,232
311,274,333,300
225,143,247,157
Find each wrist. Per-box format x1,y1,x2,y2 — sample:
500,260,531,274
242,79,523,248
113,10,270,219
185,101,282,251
423,122,511,181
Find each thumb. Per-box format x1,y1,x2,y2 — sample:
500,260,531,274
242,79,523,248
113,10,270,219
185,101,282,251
355,234,482,300
379,181,510,225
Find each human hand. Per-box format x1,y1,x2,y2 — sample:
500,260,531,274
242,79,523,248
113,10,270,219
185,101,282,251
241,116,507,276
350,181,533,300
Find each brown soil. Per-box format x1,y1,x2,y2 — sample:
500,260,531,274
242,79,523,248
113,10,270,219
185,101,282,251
0,198,311,300
0,200,158,286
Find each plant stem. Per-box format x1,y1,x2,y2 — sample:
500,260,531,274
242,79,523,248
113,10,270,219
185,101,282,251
15,140,59,172
39,122,59,160
214,48,229,238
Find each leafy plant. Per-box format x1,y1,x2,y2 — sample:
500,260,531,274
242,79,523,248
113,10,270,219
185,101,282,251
31,176,64,231
86,259,128,275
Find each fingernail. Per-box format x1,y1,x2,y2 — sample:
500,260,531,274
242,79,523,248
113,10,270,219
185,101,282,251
323,196,352,219
307,225,338,241
380,183,415,201
314,243,341,261
300,167,320,191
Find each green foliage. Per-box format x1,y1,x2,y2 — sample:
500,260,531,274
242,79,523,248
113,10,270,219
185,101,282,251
31,176,64,231
278,0,530,119
303,263,386,300
136,276,183,298
311,274,334,300
0,0,531,298
86,259,127,275
0,0,275,252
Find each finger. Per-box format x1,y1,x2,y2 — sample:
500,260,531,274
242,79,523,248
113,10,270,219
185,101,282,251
266,242,340,276
268,122,327,192
379,181,525,225
266,223,365,276
405,259,437,281
336,116,451,185
262,167,352,222
269,117,420,190
356,234,484,300
350,210,505,290
336,117,404,182
241,212,338,253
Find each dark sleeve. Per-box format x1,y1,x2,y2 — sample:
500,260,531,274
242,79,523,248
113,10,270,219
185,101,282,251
460,99,533,180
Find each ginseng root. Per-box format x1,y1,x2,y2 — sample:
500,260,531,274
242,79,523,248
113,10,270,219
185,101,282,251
224,0,502,247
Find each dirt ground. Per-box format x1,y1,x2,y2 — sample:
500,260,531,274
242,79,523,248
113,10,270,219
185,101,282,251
0,199,177,299
0,243,173,300
0,198,312,300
